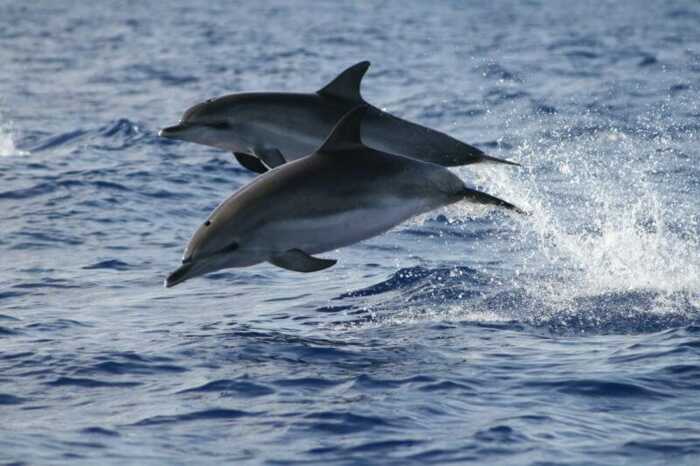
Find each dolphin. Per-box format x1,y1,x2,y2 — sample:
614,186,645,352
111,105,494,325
159,61,518,174
165,106,522,288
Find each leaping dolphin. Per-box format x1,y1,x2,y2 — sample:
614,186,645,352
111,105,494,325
159,61,519,173
165,106,522,288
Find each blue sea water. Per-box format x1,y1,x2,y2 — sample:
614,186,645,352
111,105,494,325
1,0,699,464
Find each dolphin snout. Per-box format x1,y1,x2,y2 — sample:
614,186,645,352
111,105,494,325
165,262,194,288
159,124,188,138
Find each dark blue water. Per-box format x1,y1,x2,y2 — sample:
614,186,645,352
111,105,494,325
2,1,699,464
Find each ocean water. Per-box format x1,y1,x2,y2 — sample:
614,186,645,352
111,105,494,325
1,1,699,464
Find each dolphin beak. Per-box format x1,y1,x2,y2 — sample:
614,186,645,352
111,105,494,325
159,124,187,138
165,262,194,288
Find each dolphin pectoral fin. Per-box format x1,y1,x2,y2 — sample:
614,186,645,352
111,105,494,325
252,147,287,169
461,187,527,215
317,61,370,103
234,152,269,174
270,249,337,273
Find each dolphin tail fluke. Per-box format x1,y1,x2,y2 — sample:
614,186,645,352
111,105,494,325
461,187,527,215
441,145,520,167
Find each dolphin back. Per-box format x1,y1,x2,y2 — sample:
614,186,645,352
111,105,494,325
361,109,519,167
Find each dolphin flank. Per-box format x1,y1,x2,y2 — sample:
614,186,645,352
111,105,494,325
159,61,519,173
166,106,522,288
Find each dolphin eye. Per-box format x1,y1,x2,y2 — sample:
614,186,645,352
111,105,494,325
221,241,238,253
208,121,230,130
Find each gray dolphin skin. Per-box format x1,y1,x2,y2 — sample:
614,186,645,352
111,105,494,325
166,106,522,288
159,61,519,173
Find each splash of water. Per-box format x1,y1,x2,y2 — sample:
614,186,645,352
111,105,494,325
338,111,699,333
471,118,700,321
0,118,26,156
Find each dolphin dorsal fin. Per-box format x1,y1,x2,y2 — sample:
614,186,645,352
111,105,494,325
317,105,368,153
317,61,370,103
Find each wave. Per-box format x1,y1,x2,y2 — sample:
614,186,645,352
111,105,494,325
45,376,141,388
82,259,131,271
0,393,26,405
178,379,275,397
30,118,150,154
132,408,255,426
74,359,187,376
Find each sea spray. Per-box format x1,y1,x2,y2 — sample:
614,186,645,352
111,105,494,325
0,116,25,157
465,114,700,331
336,110,699,333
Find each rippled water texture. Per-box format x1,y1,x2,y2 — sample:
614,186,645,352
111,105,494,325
1,1,699,464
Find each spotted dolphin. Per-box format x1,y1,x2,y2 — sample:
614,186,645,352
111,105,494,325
165,106,522,287
159,61,518,173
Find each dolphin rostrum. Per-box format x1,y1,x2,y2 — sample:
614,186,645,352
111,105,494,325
159,61,519,174
165,106,522,288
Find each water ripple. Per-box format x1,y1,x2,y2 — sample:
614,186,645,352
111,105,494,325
46,377,141,388
178,379,275,397
133,408,255,426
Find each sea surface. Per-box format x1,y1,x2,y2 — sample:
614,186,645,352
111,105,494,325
1,1,699,464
